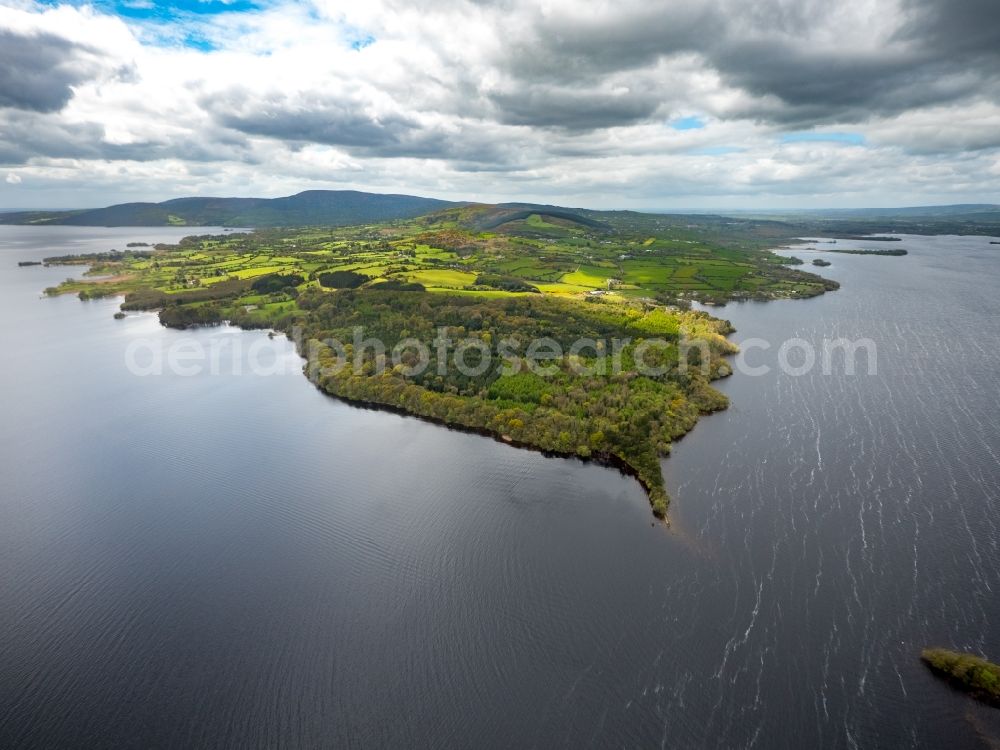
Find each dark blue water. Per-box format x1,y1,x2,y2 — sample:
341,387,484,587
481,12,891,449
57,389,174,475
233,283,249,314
1,228,999,748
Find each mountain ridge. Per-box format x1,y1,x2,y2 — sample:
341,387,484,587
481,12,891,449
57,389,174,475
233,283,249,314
0,190,459,228
2,192,999,236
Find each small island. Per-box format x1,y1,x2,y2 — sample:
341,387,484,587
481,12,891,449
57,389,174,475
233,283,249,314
921,648,1000,707
827,248,908,256
812,258,831,267
835,235,902,242
18,260,42,267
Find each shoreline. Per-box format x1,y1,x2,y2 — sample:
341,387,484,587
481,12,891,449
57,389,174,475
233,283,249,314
108,295,735,522
282,324,730,521
301,368,673,523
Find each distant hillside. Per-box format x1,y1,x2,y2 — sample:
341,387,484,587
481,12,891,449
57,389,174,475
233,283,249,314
800,204,1000,219
711,203,1000,238
3,193,997,238
0,190,457,228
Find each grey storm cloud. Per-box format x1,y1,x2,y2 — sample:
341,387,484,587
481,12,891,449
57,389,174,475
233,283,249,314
488,86,661,130
206,91,419,149
0,115,117,163
898,0,1000,58
0,29,109,113
0,110,253,165
708,42,980,126
203,89,516,164
487,0,1000,128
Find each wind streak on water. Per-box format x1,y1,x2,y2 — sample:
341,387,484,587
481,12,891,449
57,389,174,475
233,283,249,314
1,230,999,748
659,235,1000,747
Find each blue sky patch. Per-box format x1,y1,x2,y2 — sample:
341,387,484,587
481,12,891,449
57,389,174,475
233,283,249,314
350,34,376,51
37,0,262,50
669,116,706,131
781,131,865,146
180,33,219,51
39,1,262,21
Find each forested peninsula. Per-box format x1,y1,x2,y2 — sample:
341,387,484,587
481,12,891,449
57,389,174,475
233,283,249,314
43,203,839,518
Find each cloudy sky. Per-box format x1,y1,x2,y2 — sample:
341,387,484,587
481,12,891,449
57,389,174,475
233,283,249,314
1,0,999,210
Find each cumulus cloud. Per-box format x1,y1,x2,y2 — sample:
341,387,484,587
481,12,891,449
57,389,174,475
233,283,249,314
0,0,999,209
0,4,139,115
481,0,1000,127
206,88,418,149
0,28,106,112
6,172,21,184
488,85,662,131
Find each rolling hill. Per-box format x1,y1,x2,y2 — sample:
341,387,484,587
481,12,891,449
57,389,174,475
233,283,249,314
0,190,458,228
2,192,999,239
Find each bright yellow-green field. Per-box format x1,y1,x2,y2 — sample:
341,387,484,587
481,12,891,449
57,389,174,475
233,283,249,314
560,265,616,288
403,269,478,288
229,265,293,279
535,282,594,294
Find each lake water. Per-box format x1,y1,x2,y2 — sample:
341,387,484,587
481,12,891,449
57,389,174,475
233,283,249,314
1,227,999,748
